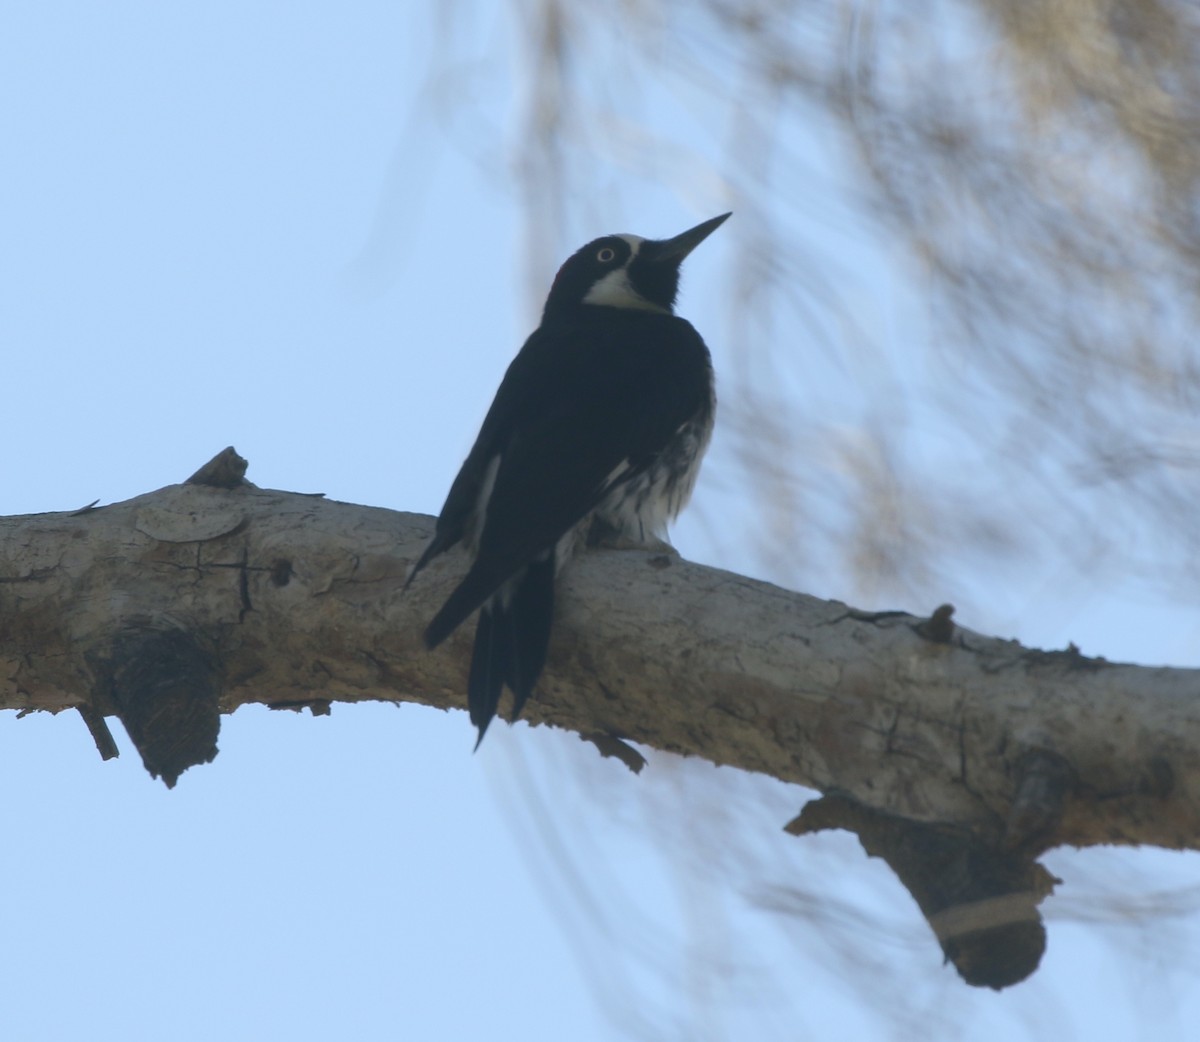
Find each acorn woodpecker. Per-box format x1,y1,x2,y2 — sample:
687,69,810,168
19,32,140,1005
408,212,729,746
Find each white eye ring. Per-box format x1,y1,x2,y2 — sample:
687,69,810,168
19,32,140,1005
597,247,616,263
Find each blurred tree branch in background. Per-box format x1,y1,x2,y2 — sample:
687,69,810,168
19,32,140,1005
413,3,1200,1032
430,0,1200,608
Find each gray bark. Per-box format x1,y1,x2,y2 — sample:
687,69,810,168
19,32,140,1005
3,460,1197,987
2,476,1196,848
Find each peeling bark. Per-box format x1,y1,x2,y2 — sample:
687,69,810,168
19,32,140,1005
2,454,1198,987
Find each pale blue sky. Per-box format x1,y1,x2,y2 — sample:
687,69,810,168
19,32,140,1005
3,4,1198,1040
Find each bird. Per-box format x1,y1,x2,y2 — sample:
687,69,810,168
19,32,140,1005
407,212,729,747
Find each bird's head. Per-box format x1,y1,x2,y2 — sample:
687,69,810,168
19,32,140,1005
543,212,730,320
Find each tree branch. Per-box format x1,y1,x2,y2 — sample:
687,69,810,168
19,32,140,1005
2,471,1196,846
3,457,1197,987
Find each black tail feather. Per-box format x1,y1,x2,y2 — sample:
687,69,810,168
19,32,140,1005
505,556,555,722
424,560,504,650
467,603,510,749
466,556,556,747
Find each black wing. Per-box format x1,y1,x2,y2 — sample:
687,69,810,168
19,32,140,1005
420,309,711,647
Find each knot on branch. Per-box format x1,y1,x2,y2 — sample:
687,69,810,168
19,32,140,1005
788,794,1058,990
186,447,248,489
94,626,222,788
914,603,956,643
1006,748,1076,852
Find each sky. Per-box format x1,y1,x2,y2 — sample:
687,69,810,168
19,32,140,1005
3,4,1199,1041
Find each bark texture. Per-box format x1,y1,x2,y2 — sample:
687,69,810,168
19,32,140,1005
3,463,1197,985
3,475,1197,841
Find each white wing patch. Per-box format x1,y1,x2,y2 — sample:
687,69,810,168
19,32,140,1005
466,452,501,552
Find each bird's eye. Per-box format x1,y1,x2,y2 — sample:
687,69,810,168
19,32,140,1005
596,247,616,263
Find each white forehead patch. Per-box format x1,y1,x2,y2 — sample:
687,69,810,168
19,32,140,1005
582,235,668,312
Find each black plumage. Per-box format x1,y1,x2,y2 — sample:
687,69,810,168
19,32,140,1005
408,214,729,746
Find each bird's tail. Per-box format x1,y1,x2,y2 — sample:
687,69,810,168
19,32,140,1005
467,555,556,749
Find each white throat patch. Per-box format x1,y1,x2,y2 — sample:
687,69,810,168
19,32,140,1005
582,235,669,313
